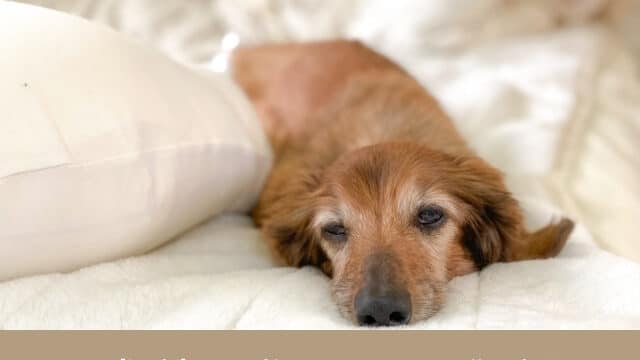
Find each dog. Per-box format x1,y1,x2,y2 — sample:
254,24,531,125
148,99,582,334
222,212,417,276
231,40,574,326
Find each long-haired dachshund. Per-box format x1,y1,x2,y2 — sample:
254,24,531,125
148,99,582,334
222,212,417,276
231,40,574,326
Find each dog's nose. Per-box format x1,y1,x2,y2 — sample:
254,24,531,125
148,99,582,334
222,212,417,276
354,289,411,326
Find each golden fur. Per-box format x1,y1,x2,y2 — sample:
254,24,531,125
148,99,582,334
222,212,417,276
232,40,574,325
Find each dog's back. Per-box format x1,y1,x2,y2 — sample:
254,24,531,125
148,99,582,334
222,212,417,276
232,40,470,159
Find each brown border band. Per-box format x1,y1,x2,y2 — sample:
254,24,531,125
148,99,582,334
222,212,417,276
1,331,639,360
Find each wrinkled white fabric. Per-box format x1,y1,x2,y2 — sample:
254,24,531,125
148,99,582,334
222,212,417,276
18,0,639,262
1,213,638,329
2,0,639,329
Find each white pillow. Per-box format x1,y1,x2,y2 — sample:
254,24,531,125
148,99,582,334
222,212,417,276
0,2,272,280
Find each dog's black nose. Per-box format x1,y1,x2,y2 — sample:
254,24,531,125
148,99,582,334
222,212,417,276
355,289,411,326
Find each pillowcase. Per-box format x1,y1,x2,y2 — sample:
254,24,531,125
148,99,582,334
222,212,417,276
0,2,272,280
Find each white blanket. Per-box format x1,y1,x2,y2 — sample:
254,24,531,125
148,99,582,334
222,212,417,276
1,214,638,329
3,0,640,329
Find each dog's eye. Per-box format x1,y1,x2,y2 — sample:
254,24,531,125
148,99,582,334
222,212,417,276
322,223,348,242
416,206,445,229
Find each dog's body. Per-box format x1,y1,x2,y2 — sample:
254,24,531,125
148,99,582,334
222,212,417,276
232,40,573,326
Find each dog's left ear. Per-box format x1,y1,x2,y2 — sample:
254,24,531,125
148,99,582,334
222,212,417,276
452,156,574,269
253,161,334,277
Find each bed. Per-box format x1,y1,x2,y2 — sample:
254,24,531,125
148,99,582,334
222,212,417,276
2,0,639,329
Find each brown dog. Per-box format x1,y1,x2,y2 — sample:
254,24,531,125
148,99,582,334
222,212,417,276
231,40,574,326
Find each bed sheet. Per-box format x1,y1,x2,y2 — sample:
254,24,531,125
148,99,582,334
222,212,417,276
4,0,639,328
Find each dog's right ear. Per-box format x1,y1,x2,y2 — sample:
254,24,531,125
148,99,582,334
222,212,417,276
509,218,575,261
450,155,574,268
253,163,333,276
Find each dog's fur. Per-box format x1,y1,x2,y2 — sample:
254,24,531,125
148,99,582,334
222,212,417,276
232,40,574,325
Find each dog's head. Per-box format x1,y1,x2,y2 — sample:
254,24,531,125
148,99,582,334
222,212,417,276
260,142,573,326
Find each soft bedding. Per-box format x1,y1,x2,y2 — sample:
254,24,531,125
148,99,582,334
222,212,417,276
0,2,271,280
1,214,638,329
2,0,639,329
